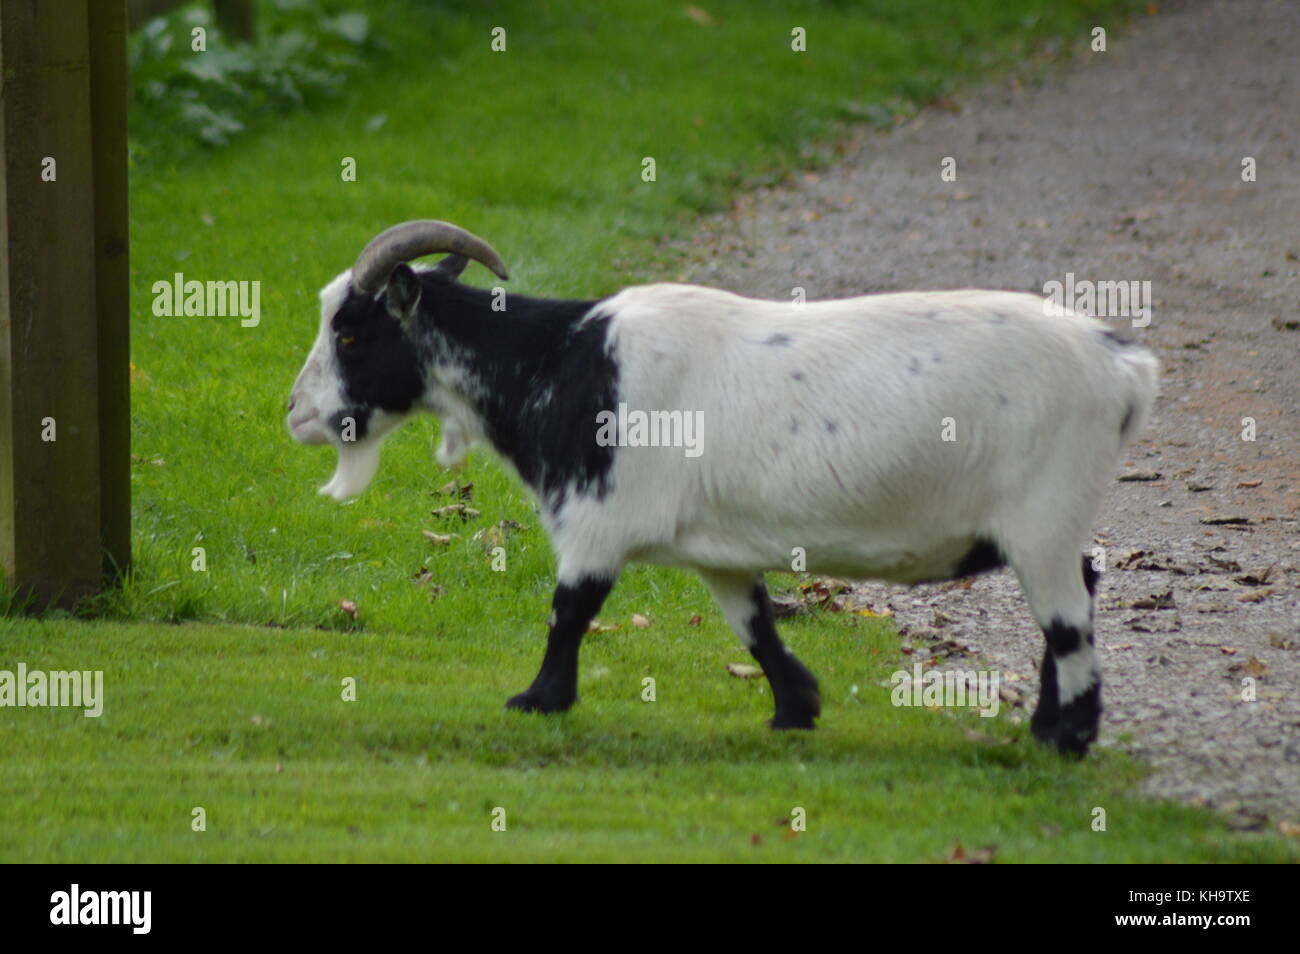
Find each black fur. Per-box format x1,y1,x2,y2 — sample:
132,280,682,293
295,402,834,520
331,265,615,512
506,577,614,714
951,537,1006,578
1120,402,1136,436
1033,617,1101,756
1081,554,1099,597
743,579,821,729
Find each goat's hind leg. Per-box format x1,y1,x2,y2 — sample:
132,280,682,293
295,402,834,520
1015,552,1102,756
700,570,820,729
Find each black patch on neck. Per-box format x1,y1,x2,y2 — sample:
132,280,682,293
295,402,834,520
413,274,617,512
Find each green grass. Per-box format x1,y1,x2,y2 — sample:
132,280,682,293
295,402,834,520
3,615,1291,862
8,0,1287,862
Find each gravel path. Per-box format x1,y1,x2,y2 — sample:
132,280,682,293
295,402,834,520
682,0,1298,825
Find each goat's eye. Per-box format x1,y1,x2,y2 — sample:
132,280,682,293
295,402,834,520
339,335,355,346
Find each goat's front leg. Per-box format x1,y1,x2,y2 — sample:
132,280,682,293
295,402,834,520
700,569,821,729
506,575,615,714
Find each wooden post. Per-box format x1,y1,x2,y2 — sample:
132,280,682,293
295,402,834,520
0,1,131,607
90,1,132,582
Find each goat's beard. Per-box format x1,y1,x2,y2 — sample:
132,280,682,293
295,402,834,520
318,411,404,501
319,437,383,501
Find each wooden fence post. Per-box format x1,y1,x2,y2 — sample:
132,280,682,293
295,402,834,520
0,0,131,607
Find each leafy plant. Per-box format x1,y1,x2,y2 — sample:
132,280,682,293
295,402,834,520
129,0,376,160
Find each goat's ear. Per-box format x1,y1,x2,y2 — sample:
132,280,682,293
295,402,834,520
432,253,469,280
385,263,422,327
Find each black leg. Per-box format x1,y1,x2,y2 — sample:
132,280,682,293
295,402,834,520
744,580,821,730
1030,648,1060,743
506,576,614,715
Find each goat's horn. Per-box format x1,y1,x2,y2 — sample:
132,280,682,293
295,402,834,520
352,220,509,292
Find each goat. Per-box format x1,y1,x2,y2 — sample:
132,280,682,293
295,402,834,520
287,220,1159,755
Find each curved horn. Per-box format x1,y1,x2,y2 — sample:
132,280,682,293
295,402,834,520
352,220,509,292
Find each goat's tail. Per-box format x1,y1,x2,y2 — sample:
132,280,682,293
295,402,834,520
1113,344,1160,446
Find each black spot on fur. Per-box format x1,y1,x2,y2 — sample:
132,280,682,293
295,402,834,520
907,357,922,376
1042,618,1084,656
765,333,792,347
951,537,1006,579
1081,555,1099,597
791,370,805,381
824,418,837,434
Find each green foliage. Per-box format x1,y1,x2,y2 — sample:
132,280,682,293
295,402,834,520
129,0,376,159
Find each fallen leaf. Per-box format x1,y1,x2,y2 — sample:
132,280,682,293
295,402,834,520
1128,591,1175,610
687,614,703,626
1118,470,1162,482
1226,657,1267,678
1236,587,1274,603
435,480,473,499
587,619,620,633
422,530,456,546
339,599,358,619
1279,821,1300,837
685,5,717,26
431,503,481,520
1236,479,1263,488
631,613,651,629
945,840,997,864
727,663,765,680
1234,564,1275,585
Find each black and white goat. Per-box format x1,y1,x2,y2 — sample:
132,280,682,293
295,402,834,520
288,220,1159,755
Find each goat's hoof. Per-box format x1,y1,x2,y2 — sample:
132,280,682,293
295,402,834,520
770,709,817,730
1035,694,1099,757
505,688,574,714
1030,709,1059,745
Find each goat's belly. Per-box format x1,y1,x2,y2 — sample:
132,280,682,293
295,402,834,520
639,519,984,584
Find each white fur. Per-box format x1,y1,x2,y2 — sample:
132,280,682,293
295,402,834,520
549,285,1157,596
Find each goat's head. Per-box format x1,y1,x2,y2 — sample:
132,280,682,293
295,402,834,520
287,220,509,500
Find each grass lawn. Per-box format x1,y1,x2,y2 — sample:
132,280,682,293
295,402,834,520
3,615,1291,862
6,0,1294,861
